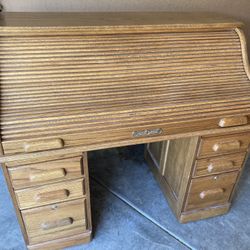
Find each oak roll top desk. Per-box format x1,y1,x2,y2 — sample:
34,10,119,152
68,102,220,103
0,12,250,249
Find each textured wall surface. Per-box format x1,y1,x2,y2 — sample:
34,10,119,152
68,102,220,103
1,0,250,55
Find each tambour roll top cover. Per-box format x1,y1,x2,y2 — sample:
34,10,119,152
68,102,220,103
0,12,249,163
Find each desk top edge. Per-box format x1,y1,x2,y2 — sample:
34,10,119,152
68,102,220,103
0,12,243,33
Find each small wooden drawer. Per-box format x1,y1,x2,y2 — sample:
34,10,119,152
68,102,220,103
193,152,246,177
8,156,83,189
22,198,87,245
198,133,250,158
184,171,238,211
15,178,85,209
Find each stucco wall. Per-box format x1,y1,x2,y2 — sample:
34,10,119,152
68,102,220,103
1,0,250,56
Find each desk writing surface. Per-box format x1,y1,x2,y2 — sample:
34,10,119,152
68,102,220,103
0,12,243,35
0,12,249,163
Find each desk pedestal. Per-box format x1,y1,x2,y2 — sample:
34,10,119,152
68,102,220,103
2,153,92,250
146,131,249,223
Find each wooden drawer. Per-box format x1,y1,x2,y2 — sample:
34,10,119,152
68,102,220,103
193,152,246,177
184,172,238,211
22,199,87,245
15,178,85,209
198,133,250,158
8,156,83,189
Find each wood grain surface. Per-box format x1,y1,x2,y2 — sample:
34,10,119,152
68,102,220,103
184,171,239,211
0,13,249,163
0,12,249,247
198,132,250,157
8,156,84,189
15,178,85,209
22,198,87,245
193,152,246,177
0,12,243,36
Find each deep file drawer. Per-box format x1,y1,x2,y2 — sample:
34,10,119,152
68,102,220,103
184,171,238,211
22,198,87,245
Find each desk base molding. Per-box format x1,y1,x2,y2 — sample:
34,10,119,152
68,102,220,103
27,230,92,250
179,204,230,223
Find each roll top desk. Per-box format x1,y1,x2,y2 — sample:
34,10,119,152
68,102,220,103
0,12,249,249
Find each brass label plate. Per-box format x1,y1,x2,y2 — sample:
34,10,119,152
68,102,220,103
132,128,163,138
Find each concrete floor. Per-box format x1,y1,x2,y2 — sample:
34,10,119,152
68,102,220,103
0,145,250,250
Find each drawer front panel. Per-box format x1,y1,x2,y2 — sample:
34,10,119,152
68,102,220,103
193,152,246,177
184,172,238,211
8,156,83,189
198,133,250,158
22,199,87,245
15,178,85,209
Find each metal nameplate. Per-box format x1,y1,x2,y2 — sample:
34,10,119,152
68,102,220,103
132,128,163,138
